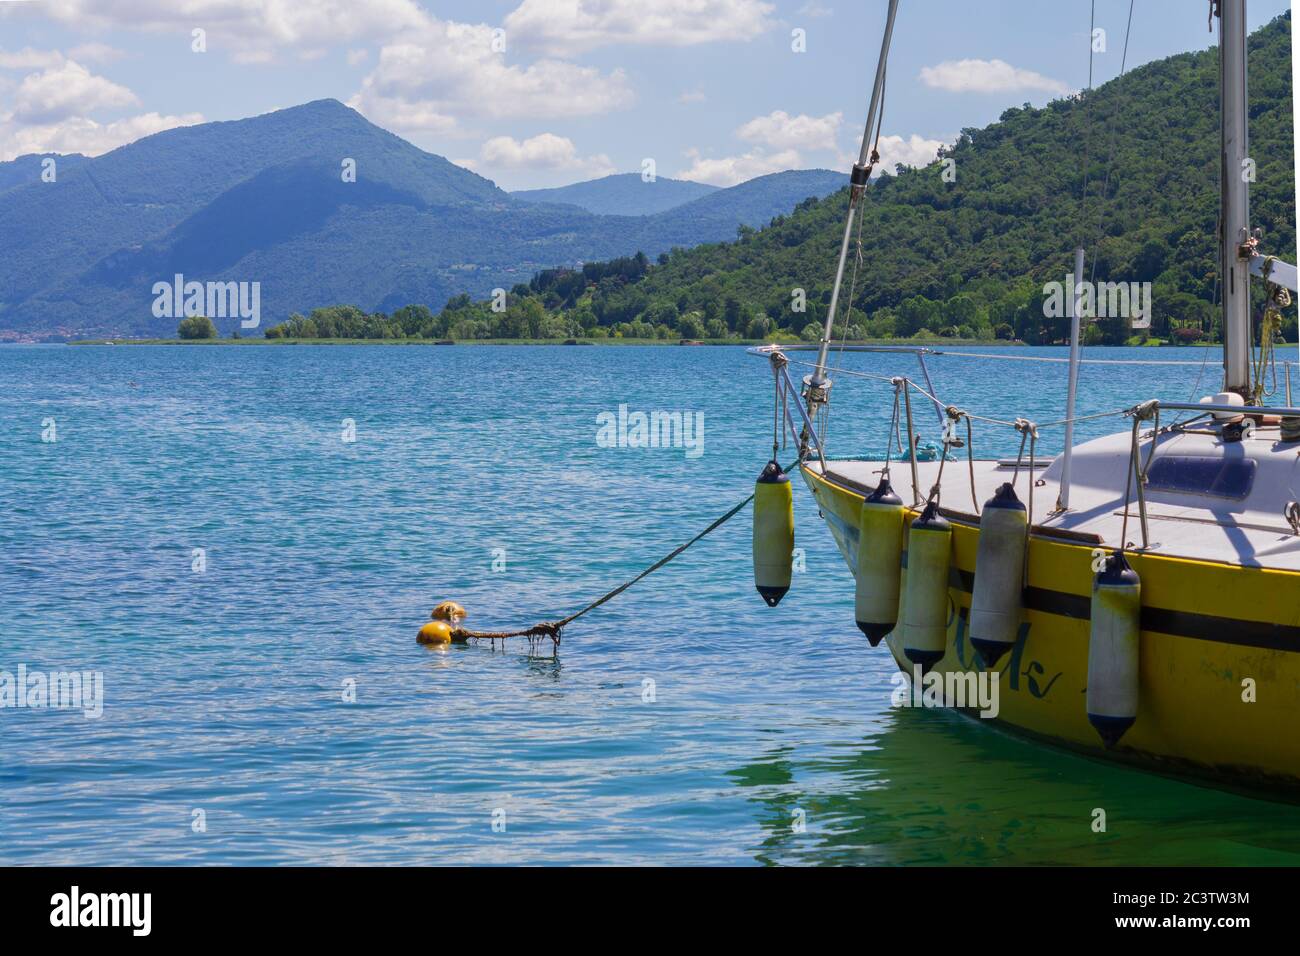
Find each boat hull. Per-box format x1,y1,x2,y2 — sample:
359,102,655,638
802,462,1300,791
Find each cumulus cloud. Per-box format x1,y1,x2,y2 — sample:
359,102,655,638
1,111,204,161
0,47,66,71
505,0,776,53
0,43,126,72
875,134,947,173
68,43,127,64
0,53,199,160
677,109,845,186
39,0,429,60
348,20,632,140
474,132,614,175
737,110,842,151
9,60,138,125
919,58,1070,95
677,147,802,187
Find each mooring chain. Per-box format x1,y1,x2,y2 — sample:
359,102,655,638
430,454,804,650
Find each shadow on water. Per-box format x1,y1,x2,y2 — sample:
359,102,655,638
731,707,1300,866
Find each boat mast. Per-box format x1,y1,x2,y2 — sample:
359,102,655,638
808,0,900,396
1220,0,1252,397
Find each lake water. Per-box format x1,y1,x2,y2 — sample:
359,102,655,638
3,342,1300,865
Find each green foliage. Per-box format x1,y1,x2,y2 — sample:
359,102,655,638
487,14,1291,347
267,16,1295,345
177,315,217,339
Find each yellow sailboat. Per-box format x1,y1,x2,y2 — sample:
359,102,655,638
752,0,1300,792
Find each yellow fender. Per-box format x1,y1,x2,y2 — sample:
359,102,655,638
855,478,904,644
753,460,794,607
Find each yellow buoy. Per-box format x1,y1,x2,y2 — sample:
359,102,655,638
752,459,794,607
855,477,904,645
417,620,454,645
431,601,466,624
900,501,952,673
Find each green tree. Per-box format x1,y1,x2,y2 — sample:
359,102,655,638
677,313,704,338
177,316,217,339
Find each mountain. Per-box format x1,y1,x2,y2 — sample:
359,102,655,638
0,101,844,339
512,173,718,215
508,13,1294,346
633,169,843,241
0,153,87,194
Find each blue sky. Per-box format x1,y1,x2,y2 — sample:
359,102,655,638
0,0,1290,189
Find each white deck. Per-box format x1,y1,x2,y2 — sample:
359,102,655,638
812,422,1300,572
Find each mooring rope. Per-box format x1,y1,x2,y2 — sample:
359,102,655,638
455,458,802,647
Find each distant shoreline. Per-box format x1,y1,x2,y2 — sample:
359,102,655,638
66,336,1048,347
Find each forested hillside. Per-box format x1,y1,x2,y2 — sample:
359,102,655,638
579,12,1296,345
279,14,1294,345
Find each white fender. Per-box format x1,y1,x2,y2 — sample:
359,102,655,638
1087,551,1141,748
901,501,952,673
969,482,1027,667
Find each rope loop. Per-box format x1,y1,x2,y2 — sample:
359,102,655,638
1129,399,1159,422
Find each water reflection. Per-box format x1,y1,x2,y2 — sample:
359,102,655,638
734,707,1300,865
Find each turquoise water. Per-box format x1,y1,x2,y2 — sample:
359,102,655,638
3,342,1299,866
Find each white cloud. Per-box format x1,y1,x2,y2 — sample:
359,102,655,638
919,58,1070,95
68,43,127,64
678,90,706,104
677,109,844,186
505,0,776,53
677,147,802,187
348,21,632,140
39,0,430,60
0,53,199,160
737,110,841,151
1,111,204,161
798,1,833,16
8,60,138,125
0,47,66,71
875,134,947,173
350,95,462,138
474,132,614,176
10,2,635,147
0,44,125,72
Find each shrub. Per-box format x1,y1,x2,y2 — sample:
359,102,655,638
177,316,217,339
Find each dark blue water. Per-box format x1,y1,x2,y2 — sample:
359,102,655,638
3,343,1299,865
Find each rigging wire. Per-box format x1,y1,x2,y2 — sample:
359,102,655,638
823,66,887,452
1077,0,1098,252
1087,0,1138,287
